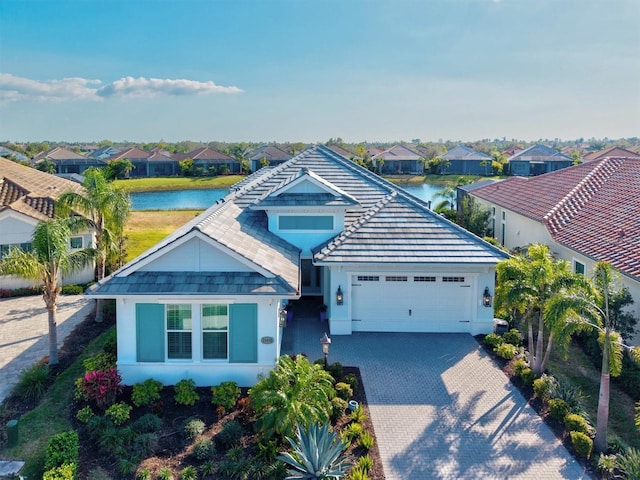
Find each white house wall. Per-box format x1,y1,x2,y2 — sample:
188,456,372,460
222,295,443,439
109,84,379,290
115,296,281,387
139,237,252,273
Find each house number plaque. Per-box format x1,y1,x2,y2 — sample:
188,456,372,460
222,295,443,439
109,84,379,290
261,336,274,344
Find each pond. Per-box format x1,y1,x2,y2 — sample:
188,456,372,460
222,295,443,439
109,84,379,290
129,183,443,211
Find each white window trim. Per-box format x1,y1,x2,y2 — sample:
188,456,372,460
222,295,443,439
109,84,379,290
166,304,193,362
201,304,229,362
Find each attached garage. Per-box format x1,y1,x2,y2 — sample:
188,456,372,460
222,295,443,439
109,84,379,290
350,274,473,333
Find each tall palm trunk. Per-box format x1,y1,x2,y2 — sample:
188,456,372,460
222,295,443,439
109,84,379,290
595,333,610,452
46,304,59,365
533,310,545,375
94,228,106,323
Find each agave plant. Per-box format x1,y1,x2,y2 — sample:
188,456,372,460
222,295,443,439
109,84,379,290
277,423,351,479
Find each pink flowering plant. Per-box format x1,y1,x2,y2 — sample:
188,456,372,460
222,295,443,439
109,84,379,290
77,368,123,409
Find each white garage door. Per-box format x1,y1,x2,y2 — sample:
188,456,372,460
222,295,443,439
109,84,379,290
351,274,473,332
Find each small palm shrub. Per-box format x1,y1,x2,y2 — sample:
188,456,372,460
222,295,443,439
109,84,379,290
136,467,152,480
570,431,593,459
617,448,640,479
483,333,503,347
192,438,216,460
564,414,591,435
350,405,368,423
502,328,521,346
494,343,517,359
132,432,159,458
132,413,163,434
15,363,50,400
349,465,370,480
359,430,375,451
335,382,353,400
217,420,243,448
331,397,348,421
277,423,351,479
533,374,557,401
174,379,199,406
342,373,359,394
184,418,206,440
548,398,571,422
179,466,197,480
356,454,373,473
105,401,132,426
158,467,174,480
200,460,216,476
211,381,241,412
342,422,363,442
76,405,94,423
553,383,588,416
513,359,528,376
87,467,112,480
131,378,163,407
595,453,617,479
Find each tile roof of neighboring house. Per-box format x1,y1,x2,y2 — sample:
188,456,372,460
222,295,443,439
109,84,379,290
147,151,176,162
90,146,120,159
34,147,87,161
108,147,150,161
92,146,507,297
471,156,640,281
583,146,640,162
177,147,233,161
326,145,359,159
507,144,572,162
0,156,85,221
439,145,491,161
372,145,423,161
0,147,29,163
247,145,292,162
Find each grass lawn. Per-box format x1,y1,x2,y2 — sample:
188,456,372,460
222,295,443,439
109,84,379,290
125,210,203,260
547,340,640,449
384,173,501,186
114,175,244,192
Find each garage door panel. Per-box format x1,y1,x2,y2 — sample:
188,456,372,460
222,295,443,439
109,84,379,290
351,275,472,333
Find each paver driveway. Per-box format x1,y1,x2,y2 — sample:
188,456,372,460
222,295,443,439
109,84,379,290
282,314,589,479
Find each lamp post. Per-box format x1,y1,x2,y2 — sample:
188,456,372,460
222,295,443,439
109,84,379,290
320,332,331,368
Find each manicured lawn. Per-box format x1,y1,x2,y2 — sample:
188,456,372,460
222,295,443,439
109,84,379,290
125,210,203,260
384,173,500,186
114,175,244,192
547,340,640,449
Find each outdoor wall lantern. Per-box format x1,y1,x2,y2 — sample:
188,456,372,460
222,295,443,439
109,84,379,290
482,286,493,307
278,308,287,327
336,286,344,305
320,332,332,368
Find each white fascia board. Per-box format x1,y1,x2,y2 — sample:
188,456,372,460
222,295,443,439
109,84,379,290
0,208,41,226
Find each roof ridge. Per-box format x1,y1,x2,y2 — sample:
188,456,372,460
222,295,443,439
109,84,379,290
544,157,624,234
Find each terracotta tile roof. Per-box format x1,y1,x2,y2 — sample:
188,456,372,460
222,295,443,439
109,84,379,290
34,146,86,161
583,146,640,162
326,145,359,159
247,145,292,162
0,156,85,221
108,147,150,161
182,147,233,161
471,157,640,281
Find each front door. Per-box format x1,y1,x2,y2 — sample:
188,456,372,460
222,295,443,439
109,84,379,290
301,259,322,295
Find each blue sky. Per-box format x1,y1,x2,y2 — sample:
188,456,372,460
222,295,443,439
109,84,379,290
1,0,638,143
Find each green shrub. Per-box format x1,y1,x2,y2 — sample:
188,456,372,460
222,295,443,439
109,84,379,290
494,343,517,359
520,368,535,386
484,333,503,347
77,368,122,409
335,382,353,400
157,467,174,480
105,402,132,426
117,456,140,477
87,415,114,441
174,379,199,406
327,362,343,379
331,397,348,421
61,284,84,295
548,398,571,422
76,405,94,424
86,467,112,480
15,363,50,400
45,430,79,472
342,373,359,393
570,431,593,459
359,430,375,451
82,352,116,374
179,466,197,480
553,383,588,417
102,327,118,357
617,448,640,479
356,454,373,473
200,461,216,476
43,464,76,480
342,422,363,442
350,405,368,423
132,432,159,458
136,467,151,480
502,328,521,346
211,381,241,412
131,378,163,407
192,438,216,460
217,420,243,448
595,453,617,479
132,413,163,434
564,414,591,435
513,359,528,376
184,417,206,440
533,374,557,401
349,465,370,480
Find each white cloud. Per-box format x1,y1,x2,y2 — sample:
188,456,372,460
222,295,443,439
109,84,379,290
0,73,243,103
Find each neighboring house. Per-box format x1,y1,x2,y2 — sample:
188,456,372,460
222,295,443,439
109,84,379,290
326,144,359,160
178,147,239,174
372,145,424,174
247,145,292,172
469,156,640,345
507,145,573,176
108,147,152,177
583,146,640,162
0,146,29,163
0,157,95,289
147,150,179,177
439,145,493,175
34,147,105,174
90,146,120,160
87,146,507,387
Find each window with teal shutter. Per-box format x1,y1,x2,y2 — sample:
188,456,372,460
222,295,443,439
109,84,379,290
229,303,258,363
136,303,165,362
202,304,228,359
167,304,192,359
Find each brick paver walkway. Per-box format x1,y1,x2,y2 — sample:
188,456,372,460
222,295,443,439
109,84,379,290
282,307,590,480
0,295,93,403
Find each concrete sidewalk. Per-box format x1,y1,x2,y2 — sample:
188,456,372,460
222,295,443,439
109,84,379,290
0,295,93,404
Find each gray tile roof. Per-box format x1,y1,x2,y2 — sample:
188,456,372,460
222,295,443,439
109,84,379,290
440,145,491,161
508,144,572,162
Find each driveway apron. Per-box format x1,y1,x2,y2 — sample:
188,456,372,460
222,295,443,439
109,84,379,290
282,312,589,480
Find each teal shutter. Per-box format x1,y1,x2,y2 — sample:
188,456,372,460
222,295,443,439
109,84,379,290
136,303,165,362
229,303,258,363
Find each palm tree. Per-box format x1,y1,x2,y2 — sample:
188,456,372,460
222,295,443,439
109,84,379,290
57,168,131,322
0,217,95,365
433,185,457,211
495,244,593,376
